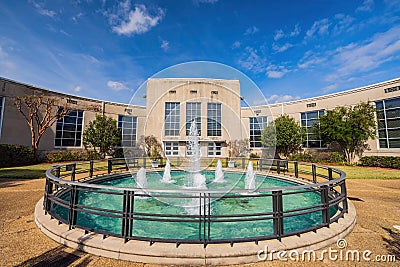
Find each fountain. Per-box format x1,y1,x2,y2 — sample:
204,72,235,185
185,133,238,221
136,167,147,188
186,120,206,189
245,161,256,190
161,159,175,183
213,160,226,183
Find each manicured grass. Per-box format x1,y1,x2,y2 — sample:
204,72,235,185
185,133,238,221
0,163,53,179
330,165,400,180
0,161,399,180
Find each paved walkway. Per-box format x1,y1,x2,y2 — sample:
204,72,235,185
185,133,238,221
0,177,399,266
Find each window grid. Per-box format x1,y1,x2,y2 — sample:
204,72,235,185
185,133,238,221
300,110,325,148
55,110,83,147
249,116,268,148
165,102,180,136
207,103,221,136
186,102,201,136
376,97,400,148
164,142,179,156
118,115,137,147
208,142,222,157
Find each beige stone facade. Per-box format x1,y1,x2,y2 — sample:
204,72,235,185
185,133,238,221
0,76,399,157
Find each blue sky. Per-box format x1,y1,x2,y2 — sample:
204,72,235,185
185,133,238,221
0,0,399,105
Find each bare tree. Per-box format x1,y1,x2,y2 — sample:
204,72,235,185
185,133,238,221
14,93,101,161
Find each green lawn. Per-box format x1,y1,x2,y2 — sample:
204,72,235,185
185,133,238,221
330,165,400,180
0,163,53,179
0,162,399,180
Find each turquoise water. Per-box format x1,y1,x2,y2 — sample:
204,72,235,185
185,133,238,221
54,171,337,241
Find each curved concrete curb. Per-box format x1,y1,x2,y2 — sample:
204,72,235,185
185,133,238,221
35,198,356,265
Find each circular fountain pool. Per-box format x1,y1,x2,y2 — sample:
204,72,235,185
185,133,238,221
35,158,355,264
52,170,337,241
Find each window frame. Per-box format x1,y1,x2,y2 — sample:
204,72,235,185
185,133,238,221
118,115,137,148
54,109,84,148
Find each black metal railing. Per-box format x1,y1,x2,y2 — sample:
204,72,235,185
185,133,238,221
43,157,347,246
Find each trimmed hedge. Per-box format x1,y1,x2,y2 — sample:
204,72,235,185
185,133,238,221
45,150,101,163
359,156,400,169
0,144,35,167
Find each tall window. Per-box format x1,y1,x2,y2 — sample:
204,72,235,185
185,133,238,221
249,116,268,148
118,115,137,147
207,103,221,136
55,110,83,147
301,110,325,148
208,142,222,157
164,142,179,156
376,97,400,148
186,102,201,135
0,97,4,138
165,102,180,136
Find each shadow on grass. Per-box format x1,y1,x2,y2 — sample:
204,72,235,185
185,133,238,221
382,226,400,261
15,245,91,267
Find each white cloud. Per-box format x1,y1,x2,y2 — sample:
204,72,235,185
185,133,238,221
357,0,374,12
245,26,259,35
237,47,267,73
161,40,169,51
266,94,300,104
298,50,327,69
326,25,400,81
272,42,293,53
107,81,128,91
332,14,355,35
74,86,81,92
323,84,338,93
306,18,330,38
30,0,56,18
231,41,241,49
110,3,165,36
274,29,284,41
72,12,84,23
274,24,301,41
290,24,301,37
266,65,289,79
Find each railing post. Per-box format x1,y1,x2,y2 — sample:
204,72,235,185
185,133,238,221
259,159,263,171
312,164,316,183
242,158,245,169
122,190,134,243
321,185,330,226
71,163,76,181
277,160,281,174
108,159,112,174
143,157,146,168
55,166,61,178
55,166,60,191
294,161,299,178
89,160,94,178
272,190,284,240
68,185,79,230
44,177,53,212
328,168,333,181
341,181,348,213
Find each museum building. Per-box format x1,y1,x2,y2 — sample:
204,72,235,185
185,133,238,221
0,76,399,158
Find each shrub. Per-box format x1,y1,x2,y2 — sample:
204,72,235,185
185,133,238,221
359,156,400,169
288,151,319,163
0,144,35,167
45,150,101,163
328,152,344,163
249,152,260,159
